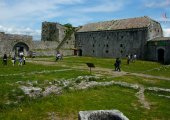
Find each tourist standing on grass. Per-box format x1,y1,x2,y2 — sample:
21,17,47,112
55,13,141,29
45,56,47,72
18,57,23,66
114,60,118,71
3,54,7,65
23,56,26,65
127,55,130,65
133,54,137,62
56,52,61,61
11,55,16,66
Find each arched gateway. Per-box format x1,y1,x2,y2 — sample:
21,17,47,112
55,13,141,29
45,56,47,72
13,42,29,56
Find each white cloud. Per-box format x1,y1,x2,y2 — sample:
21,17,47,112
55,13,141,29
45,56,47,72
0,0,85,39
144,0,170,8
0,0,84,20
0,25,41,40
163,28,170,37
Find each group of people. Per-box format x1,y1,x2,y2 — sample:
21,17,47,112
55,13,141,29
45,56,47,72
114,58,121,72
2,53,26,66
56,52,63,61
127,54,137,64
114,54,137,72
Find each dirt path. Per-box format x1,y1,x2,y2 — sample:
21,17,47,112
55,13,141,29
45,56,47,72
27,59,170,81
26,59,170,110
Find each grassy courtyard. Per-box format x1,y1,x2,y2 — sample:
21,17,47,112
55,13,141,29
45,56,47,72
0,56,170,120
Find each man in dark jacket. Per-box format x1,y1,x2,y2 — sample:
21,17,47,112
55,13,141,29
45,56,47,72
3,54,7,65
115,58,121,72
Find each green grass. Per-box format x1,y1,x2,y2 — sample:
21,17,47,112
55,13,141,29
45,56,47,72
0,86,146,120
0,56,170,120
104,75,170,89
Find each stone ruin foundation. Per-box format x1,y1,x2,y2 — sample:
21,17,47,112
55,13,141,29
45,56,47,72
78,110,129,120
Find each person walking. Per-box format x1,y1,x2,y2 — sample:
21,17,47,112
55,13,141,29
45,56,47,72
3,54,7,65
114,58,121,72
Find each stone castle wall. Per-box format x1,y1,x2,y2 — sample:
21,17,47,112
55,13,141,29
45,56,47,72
75,18,163,59
41,22,66,42
147,21,163,40
146,40,170,64
0,32,33,57
75,28,148,59
40,22,75,56
32,41,59,56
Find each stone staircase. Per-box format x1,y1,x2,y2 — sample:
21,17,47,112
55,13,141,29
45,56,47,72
56,30,74,51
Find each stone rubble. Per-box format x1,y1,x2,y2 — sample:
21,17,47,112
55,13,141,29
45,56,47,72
16,75,170,108
135,85,150,109
146,87,170,93
20,86,42,98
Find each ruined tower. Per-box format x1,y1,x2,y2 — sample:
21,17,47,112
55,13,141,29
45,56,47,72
41,22,66,42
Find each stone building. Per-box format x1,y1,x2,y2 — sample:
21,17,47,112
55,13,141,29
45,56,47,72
0,32,33,56
41,22,66,42
0,22,75,57
146,37,170,64
75,16,163,59
40,22,75,56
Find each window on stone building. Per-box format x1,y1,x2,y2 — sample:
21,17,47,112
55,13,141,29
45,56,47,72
106,50,109,53
106,44,109,47
120,50,123,54
121,36,124,39
120,44,123,47
107,36,109,39
93,50,95,53
93,44,95,47
99,44,100,47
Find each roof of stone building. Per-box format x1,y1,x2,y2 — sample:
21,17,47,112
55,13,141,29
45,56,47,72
77,16,158,32
149,37,170,41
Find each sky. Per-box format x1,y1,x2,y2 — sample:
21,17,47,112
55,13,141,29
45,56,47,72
0,0,170,40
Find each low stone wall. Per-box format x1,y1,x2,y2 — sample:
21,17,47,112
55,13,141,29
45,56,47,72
78,110,129,120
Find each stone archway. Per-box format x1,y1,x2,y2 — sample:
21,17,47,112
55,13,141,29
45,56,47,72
13,42,29,56
157,48,165,63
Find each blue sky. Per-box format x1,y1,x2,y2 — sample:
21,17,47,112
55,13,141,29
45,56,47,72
0,0,170,40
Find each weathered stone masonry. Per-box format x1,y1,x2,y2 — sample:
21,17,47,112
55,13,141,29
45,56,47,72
0,32,33,56
75,16,163,59
76,28,148,59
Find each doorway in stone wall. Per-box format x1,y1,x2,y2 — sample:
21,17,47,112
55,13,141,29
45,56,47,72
79,49,82,56
13,42,29,56
158,48,164,63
